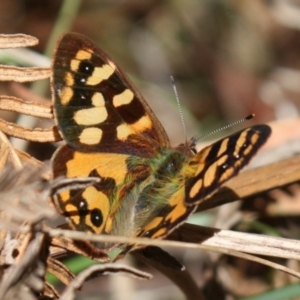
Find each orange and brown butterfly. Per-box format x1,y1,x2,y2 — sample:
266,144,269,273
51,32,271,254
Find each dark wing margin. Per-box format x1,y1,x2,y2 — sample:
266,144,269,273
51,32,170,157
185,124,271,205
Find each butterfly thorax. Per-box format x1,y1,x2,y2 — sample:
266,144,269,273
108,149,190,239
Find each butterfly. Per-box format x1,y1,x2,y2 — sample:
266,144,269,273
51,32,271,253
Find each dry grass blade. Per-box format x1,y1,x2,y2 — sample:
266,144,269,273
0,66,51,82
216,248,300,279
46,227,300,279
0,232,47,300
0,119,61,142
0,34,38,48
0,96,52,118
60,264,152,300
47,256,75,286
170,223,300,261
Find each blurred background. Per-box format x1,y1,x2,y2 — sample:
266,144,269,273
0,0,299,299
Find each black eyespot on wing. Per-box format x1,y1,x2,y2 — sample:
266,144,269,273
90,208,103,228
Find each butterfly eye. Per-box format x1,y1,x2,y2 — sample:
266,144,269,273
90,208,103,228
168,161,175,170
165,160,180,176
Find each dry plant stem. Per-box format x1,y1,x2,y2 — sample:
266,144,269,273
0,119,60,142
47,256,75,286
44,283,60,300
45,228,300,278
0,88,58,144
0,66,51,82
15,229,39,264
0,232,46,300
197,153,300,212
0,96,52,118
50,235,110,263
133,249,205,300
0,34,38,48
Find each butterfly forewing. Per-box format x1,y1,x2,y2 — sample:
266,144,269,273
185,124,271,205
51,32,170,157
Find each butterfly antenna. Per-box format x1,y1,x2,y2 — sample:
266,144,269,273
195,114,255,142
171,76,188,144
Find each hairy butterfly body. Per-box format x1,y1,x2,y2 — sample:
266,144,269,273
51,33,271,252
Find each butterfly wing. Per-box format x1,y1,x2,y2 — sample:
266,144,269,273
51,32,169,157
185,124,271,205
